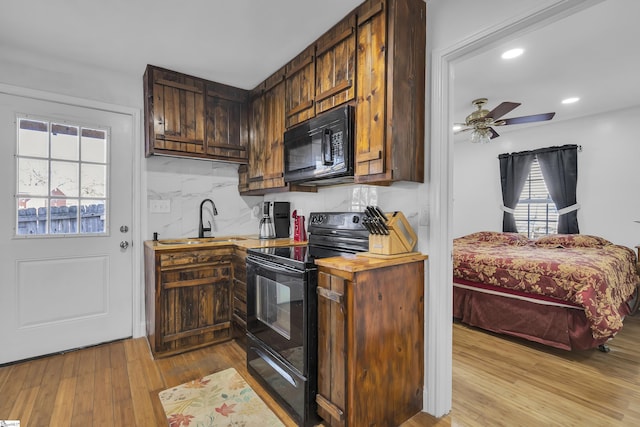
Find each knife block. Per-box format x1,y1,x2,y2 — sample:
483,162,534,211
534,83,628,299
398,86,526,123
368,211,417,255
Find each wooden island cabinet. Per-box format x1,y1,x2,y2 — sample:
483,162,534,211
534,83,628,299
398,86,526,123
314,253,427,427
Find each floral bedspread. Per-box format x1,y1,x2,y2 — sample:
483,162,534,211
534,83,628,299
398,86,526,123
453,232,638,339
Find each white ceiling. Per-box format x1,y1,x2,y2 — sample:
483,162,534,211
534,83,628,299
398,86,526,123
2,0,638,131
0,0,362,89
453,0,640,140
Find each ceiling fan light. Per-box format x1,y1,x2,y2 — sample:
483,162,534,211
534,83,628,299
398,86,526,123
470,128,491,144
501,48,524,59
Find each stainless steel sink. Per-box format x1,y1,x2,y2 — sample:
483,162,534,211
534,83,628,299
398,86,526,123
156,236,248,245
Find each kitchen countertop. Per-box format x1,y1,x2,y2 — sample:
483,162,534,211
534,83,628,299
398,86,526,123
144,235,306,251
314,251,428,272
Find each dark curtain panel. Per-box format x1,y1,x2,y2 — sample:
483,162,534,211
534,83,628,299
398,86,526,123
498,152,535,232
537,144,579,233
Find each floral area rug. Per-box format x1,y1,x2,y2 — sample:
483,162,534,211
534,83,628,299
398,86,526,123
158,367,285,427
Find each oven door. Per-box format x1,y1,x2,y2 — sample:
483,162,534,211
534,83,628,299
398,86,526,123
247,334,311,426
246,255,315,374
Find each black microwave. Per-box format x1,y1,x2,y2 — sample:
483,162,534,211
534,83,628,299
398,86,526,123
284,105,354,184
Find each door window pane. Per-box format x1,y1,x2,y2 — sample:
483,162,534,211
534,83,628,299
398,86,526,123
51,161,79,198
15,115,109,236
81,128,107,163
18,119,49,157
51,124,79,160
81,164,106,198
18,158,49,196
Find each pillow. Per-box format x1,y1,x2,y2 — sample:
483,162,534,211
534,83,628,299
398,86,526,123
459,231,530,246
534,234,612,248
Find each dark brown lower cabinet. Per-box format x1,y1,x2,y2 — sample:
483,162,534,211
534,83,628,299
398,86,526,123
145,245,233,358
315,257,425,426
231,247,248,347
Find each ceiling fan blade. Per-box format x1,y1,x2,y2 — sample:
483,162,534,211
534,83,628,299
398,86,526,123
487,102,521,120
454,127,473,134
502,112,556,125
489,127,500,139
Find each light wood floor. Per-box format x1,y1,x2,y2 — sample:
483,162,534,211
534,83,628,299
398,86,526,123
1,314,638,426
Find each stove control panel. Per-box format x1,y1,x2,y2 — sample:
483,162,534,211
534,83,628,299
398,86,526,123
308,212,367,231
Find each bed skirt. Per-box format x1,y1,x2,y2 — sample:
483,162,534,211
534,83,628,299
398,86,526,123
452,280,611,351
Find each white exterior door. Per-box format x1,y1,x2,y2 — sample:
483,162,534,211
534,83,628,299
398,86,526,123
0,92,134,364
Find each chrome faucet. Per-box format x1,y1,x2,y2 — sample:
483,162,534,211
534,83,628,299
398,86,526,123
198,199,218,238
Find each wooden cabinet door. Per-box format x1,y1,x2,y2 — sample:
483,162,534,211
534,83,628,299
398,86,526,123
205,81,249,163
242,67,287,194
247,87,265,187
262,69,286,189
159,262,231,354
152,248,233,357
315,13,356,114
145,65,206,157
285,45,316,128
316,271,348,427
354,0,387,180
354,0,426,184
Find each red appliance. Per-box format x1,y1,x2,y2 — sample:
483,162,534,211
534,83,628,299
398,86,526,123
292,210,307,242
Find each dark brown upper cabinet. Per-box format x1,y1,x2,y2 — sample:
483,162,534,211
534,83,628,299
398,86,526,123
315,12,357,115
285,45,316,129
145,65,205,157
354,0,426,184
144,65,249,163
240,67,288,194
204,81,249,163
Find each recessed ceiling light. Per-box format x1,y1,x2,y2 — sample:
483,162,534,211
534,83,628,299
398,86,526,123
562,97,580,104
501,48,524,59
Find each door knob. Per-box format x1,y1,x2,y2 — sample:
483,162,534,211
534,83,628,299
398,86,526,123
120,241,129,249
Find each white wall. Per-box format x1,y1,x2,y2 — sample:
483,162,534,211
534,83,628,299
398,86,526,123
453,106,640,249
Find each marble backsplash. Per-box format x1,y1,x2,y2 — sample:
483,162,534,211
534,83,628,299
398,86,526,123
145,156,428,250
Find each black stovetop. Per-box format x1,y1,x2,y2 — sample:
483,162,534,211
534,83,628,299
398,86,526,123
247,211,369,270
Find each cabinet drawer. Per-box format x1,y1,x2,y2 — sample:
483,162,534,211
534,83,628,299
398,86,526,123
233,261,247,282
160,249,232,268
233,278,247,302
161,264,231,289
233,296,247,321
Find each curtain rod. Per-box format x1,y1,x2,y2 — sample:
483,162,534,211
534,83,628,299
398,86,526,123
498,144,582,159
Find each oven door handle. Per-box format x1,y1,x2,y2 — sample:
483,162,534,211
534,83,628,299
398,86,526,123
248,256,303,275
251,346,298,387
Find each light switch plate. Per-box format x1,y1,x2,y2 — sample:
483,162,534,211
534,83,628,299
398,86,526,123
150,199,171,213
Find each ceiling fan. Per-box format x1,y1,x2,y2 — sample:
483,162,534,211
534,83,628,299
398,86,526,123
455,98,555,143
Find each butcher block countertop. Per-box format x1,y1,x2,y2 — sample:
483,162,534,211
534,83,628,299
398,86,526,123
144,235,306,251
314,251,428,272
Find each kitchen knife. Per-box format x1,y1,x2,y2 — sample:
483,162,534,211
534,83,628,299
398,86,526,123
363,216,376,234
373,217,389,235
369,206,389,234
365,206,378,222
368,216,380,234
364,208,378,233
374,206,388,222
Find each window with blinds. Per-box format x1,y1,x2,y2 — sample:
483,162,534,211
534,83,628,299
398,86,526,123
514,157,558,238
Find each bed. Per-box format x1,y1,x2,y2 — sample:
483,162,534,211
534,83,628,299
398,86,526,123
453,231,639,351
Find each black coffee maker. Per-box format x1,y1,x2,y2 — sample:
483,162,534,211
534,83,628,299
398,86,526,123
272,202,290,238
